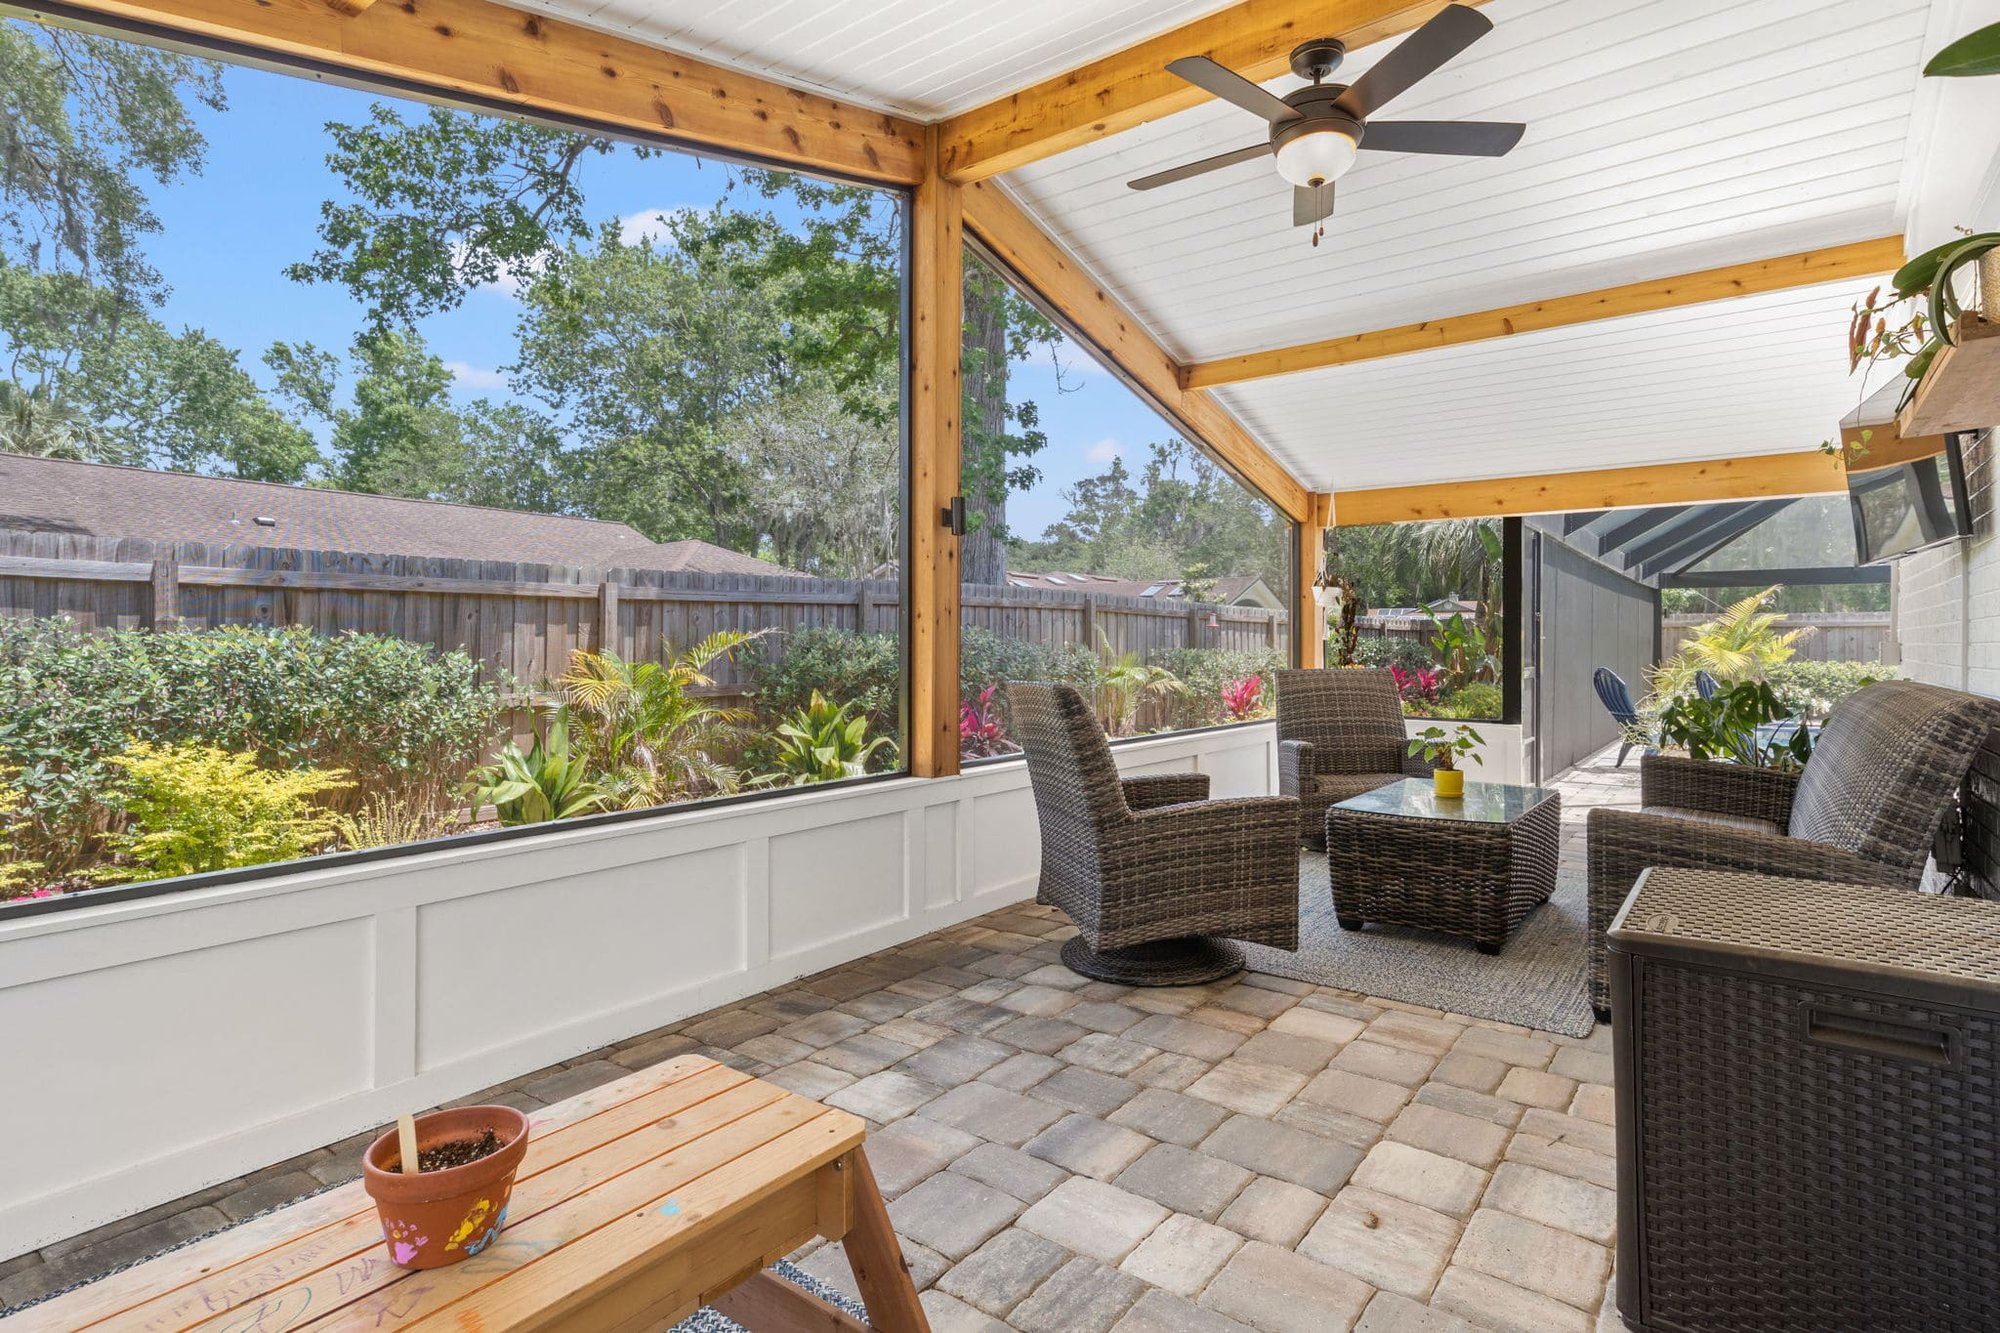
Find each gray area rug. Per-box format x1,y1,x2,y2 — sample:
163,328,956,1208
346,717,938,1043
1241,847,1596,1038
672,1259,868,1331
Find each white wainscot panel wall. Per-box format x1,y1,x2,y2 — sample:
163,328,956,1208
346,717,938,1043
0,722,1277,1260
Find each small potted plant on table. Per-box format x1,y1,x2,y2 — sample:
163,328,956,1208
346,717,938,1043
1409,722,1484,798
363,1105,530,1268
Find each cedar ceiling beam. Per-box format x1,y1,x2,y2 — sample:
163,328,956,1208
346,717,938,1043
936,0,1483,183
962,179,1310,522
18,0,927,186
1183,236,1908,388
1331,451,1852,527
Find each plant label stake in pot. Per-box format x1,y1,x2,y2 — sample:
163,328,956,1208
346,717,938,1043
363,1105,529,1269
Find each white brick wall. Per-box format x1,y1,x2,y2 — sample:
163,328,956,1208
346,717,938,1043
1891,430,1998,697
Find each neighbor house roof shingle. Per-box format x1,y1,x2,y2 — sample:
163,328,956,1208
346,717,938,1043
0,453,800,575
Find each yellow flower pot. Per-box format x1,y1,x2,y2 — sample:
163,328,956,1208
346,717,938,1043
1433,768,1465,799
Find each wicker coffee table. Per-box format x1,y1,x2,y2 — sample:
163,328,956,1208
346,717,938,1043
1327,778,1560,954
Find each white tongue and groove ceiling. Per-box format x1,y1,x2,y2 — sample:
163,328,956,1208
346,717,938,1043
510,0,1993,498
1003,0,1942,493
499,0,1240,117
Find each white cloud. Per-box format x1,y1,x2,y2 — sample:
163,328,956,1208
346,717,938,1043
444,361,508,391
1084,438,1124,464
617,206,696,249
451,241,553,300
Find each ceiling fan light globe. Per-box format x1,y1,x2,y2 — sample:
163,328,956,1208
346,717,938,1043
1274,127,1359,188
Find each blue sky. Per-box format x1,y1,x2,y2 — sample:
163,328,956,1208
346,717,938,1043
126,51,1195,542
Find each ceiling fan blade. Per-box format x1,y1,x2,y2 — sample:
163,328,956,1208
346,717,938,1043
1334,4,1493,120
1292,182,1336,228
1166,55,1300,123
1128,142,1273,191
1359,120,1524,156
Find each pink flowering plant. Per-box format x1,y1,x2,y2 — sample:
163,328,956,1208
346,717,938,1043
1389,664,1441,707
960,686,1020,759
1221,675,1265,721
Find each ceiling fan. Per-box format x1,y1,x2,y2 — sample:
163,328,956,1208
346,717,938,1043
1128,4,1524,237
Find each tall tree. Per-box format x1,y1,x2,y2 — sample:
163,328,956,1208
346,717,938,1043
267,328,477,497
1012,438,1288,592
0,23,312,480
285,103,648,328
1,21,223,307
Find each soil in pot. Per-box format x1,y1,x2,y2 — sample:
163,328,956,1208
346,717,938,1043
364,1105,529,1269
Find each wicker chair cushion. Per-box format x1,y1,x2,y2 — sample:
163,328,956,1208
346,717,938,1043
1786,680,1998,870
1639,805,1781,837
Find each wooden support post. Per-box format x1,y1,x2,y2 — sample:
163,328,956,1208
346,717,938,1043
597,578,619,653
1296,496,1332,669
856,583,875,634
149,552,180,630
908,127,964,779
1079,597,1096,652
840,1148,931,1333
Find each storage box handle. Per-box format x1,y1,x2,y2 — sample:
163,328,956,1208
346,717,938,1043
1803,1004,1960,1068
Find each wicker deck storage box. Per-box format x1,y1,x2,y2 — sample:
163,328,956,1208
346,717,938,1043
1607,868,2000,1332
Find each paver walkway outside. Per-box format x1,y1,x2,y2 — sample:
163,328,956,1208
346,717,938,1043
1,748,1640,1331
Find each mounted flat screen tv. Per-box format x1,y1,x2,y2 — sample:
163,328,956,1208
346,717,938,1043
1848,435,1973,565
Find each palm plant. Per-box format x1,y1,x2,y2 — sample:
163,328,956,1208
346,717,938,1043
1092,629,1187,736
554,633,764,806
468,710,614,825
1649,586,1812,699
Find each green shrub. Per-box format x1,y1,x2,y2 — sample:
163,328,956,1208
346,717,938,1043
1425,683,1504,720
1153,648,1285,728
1764,660,1893,718
0,619,503,873
1353,634,1434,673
0,767,42,896
752,690,897,786
100,741,351,882
744,627,900,740
467,710,614,825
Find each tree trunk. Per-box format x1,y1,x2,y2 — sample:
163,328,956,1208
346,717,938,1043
960,273,1011,588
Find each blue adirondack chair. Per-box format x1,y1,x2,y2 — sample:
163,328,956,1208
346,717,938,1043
1594,667,1643,767
1694,669,1720,700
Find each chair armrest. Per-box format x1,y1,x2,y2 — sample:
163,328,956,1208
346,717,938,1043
1587,807,1904,896
1122,773,1211,811
1128,795,1300,837
1278,741,1315,798
1639,754,1801,827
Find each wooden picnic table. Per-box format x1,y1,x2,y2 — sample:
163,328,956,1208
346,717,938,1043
11,1055,929,1332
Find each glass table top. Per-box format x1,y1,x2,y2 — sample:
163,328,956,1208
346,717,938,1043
1332,778,1557,825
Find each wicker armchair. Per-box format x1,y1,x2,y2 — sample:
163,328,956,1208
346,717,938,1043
1275,668,1430,847
1007,681,1300,985
1586,679,2000,1015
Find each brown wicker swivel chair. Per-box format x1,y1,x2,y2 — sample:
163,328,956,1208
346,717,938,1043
1586,679,2000,1015
1275,668,1431,847
1008,682,1300,985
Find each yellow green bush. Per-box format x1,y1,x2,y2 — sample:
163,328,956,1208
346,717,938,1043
101,742,352,882
0,768,42,895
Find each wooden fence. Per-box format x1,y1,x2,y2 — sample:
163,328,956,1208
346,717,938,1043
0,530,1288,742
1662,612,1892,663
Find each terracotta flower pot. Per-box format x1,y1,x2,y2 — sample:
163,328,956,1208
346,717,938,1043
362,1105,529,1269
1433,767,1465,798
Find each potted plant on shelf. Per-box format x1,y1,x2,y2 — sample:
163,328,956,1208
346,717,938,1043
1848,230,2000,433
1408,722,1484,798
363,1105,530,1268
